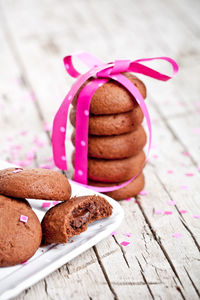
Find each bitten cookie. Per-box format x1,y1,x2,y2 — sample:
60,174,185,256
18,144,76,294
0,168,71,201
41,195,113,244
0,195,42,267
70,105,144,136
88,172,145,200
72,126,146,159
86,151,145,182
72,73,146,115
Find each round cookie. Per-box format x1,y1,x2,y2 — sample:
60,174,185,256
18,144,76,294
70,106,144,136
72,126,147,159
0,168,71,201
88,172,145,200
42,195,113,244
83,151,145,183
72,73,146,115
0,195,42,267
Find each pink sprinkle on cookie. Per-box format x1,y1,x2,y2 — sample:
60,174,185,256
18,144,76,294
120,241,130,246
53,201,59,206
20,215,28,223
42,202,51,208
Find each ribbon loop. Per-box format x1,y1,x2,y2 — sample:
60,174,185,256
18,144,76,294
110,59,130,75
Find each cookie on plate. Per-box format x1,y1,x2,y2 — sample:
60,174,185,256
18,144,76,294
72,126,146,159
72,73,146,115
0,195,42,267
41,195,113,244
88,172,145,200
70,105,144,136
0,168,71,201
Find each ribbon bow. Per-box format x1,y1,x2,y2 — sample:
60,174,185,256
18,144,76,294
52,52,178,192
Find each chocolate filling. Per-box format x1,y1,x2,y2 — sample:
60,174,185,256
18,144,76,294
71,203,97,229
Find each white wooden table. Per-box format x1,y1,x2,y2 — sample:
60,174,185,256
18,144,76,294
0,0,200,299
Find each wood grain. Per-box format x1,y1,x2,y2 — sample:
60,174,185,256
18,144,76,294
0,0,199,299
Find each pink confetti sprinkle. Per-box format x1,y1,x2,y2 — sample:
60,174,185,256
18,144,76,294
20,130,27,136
44,122,52,131
172,233,182,238
181,185,188,190
13,168,23,173
20,215,28,223
152,154,159,159
124,233,132,237
53,201,59,206
185,173,194,177
111,231,117,236
179,210,187,214
192,128,200,134
183,151,190,157
193,215,200,219
29,92,36,102
46,157,53,162
39,164,53,169
42,202,51,208
168,200,176,206
164,211,173,215
154,209,163,215
120,241,130,246
26,151,35,160
167,170,174,174
19,160,32,167
125,197,132,202
33,137,45,147
139,190,147,196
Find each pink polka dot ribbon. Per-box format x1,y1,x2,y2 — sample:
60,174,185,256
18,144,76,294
52,51,178,192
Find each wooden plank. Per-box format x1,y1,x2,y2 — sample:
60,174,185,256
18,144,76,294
1,0,200,299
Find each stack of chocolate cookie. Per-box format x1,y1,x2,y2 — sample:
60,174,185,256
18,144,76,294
70,73,147,200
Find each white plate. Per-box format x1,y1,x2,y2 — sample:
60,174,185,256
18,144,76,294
0,161,124,300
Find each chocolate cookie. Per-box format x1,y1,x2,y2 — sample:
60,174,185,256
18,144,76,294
0,195,42,267
70,105,144,136
72,73,146,115
41,195,113,244
88,172,145,200
0,168,71,201
86,151,145,182
72,126,146,159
